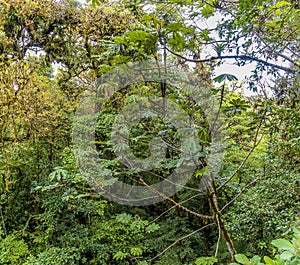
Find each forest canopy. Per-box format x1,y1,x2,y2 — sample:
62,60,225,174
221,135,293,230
0,0,299,264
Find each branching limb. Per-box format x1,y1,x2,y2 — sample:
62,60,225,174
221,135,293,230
148,223,214,263
220,179,258,212
164,46,294,74
217,110,267,191
149,193,203,224
138,178,213,220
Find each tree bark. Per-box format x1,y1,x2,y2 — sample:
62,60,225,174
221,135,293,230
205,174,236,261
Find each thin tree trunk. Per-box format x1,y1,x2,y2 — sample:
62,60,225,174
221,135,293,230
205,175,236,261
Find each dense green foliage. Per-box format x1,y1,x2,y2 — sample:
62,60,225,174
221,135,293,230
0,0,299,264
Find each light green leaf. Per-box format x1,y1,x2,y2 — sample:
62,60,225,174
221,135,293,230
270,1,291,10
130,247,143,257
113,251,129,261
271,239,294,249
146,223,160,233
195,256,218,265
201,5,215,18
235,254,250,264
250,255,261,264
280,250,294,260
263,256,275,265
116,213,132,224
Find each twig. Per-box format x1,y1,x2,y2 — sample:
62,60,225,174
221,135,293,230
138,177,213,220
217,111,266,190
148,223,214,262
150,193,202,224
0,206,7,237
220,179,258,212
216,133,263,191
215,215,221,257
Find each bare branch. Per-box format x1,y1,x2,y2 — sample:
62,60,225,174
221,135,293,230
138,178,213,220
150,193,203,224
215,216,221,257
220,179,258,212
148,223,214,263
165,47,295,74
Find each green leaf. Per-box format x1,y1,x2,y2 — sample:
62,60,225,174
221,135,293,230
270,1,291,10
88,0,101,6
280,250,294,260
169,32,186,51
271,239,294,249
235,254,250,264
130,247,143,257
201,5,215,18
195,256,218,265
116,213,132,224
199,29,212,41
213,73,238,83
293,228,300,238
137,261,148,265
263,256,275,265
165,159,179,169
146,223,160,233
250,255,261,264
195,166,208,178
113,251,129,261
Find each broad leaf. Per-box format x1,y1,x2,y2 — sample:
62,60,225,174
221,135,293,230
235,254,250,264
271,239,294,249
213,73,238,83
